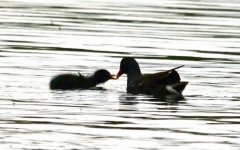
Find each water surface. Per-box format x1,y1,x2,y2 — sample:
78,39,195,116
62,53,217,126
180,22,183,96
0,0,240,149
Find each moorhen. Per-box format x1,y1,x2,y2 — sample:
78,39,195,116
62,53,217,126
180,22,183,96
50,69,115,90
116,57,188,96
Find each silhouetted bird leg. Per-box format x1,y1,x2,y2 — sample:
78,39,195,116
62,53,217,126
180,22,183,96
168,65,184,72
78,72,83,78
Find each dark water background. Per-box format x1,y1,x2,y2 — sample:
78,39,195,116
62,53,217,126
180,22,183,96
0,0,240,149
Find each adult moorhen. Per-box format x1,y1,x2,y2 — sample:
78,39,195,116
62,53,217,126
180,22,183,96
116,57,188,96
50,69,115,90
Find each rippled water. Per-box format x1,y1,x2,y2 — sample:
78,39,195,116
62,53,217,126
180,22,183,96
1,0,240,149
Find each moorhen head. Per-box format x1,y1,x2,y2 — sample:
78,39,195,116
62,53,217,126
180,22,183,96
91,69,115,84
117,57,142,88
117,57,141,79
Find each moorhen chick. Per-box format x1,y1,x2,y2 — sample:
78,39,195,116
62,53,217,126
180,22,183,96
50,69,115,90
116,57,188,96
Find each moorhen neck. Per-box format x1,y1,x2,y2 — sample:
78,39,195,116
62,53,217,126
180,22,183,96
116,57,188,96
50,69,115,90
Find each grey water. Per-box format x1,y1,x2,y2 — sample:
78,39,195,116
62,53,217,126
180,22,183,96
0,0,240,149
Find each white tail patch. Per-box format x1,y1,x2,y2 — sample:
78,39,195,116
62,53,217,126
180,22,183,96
166,85,179,95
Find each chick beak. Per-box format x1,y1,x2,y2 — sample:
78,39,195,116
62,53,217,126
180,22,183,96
110,75,117,80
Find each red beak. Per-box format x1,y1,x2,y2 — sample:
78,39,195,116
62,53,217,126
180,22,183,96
116,69,124,79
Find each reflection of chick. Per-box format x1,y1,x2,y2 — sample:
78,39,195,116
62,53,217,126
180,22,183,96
50,69,115,90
